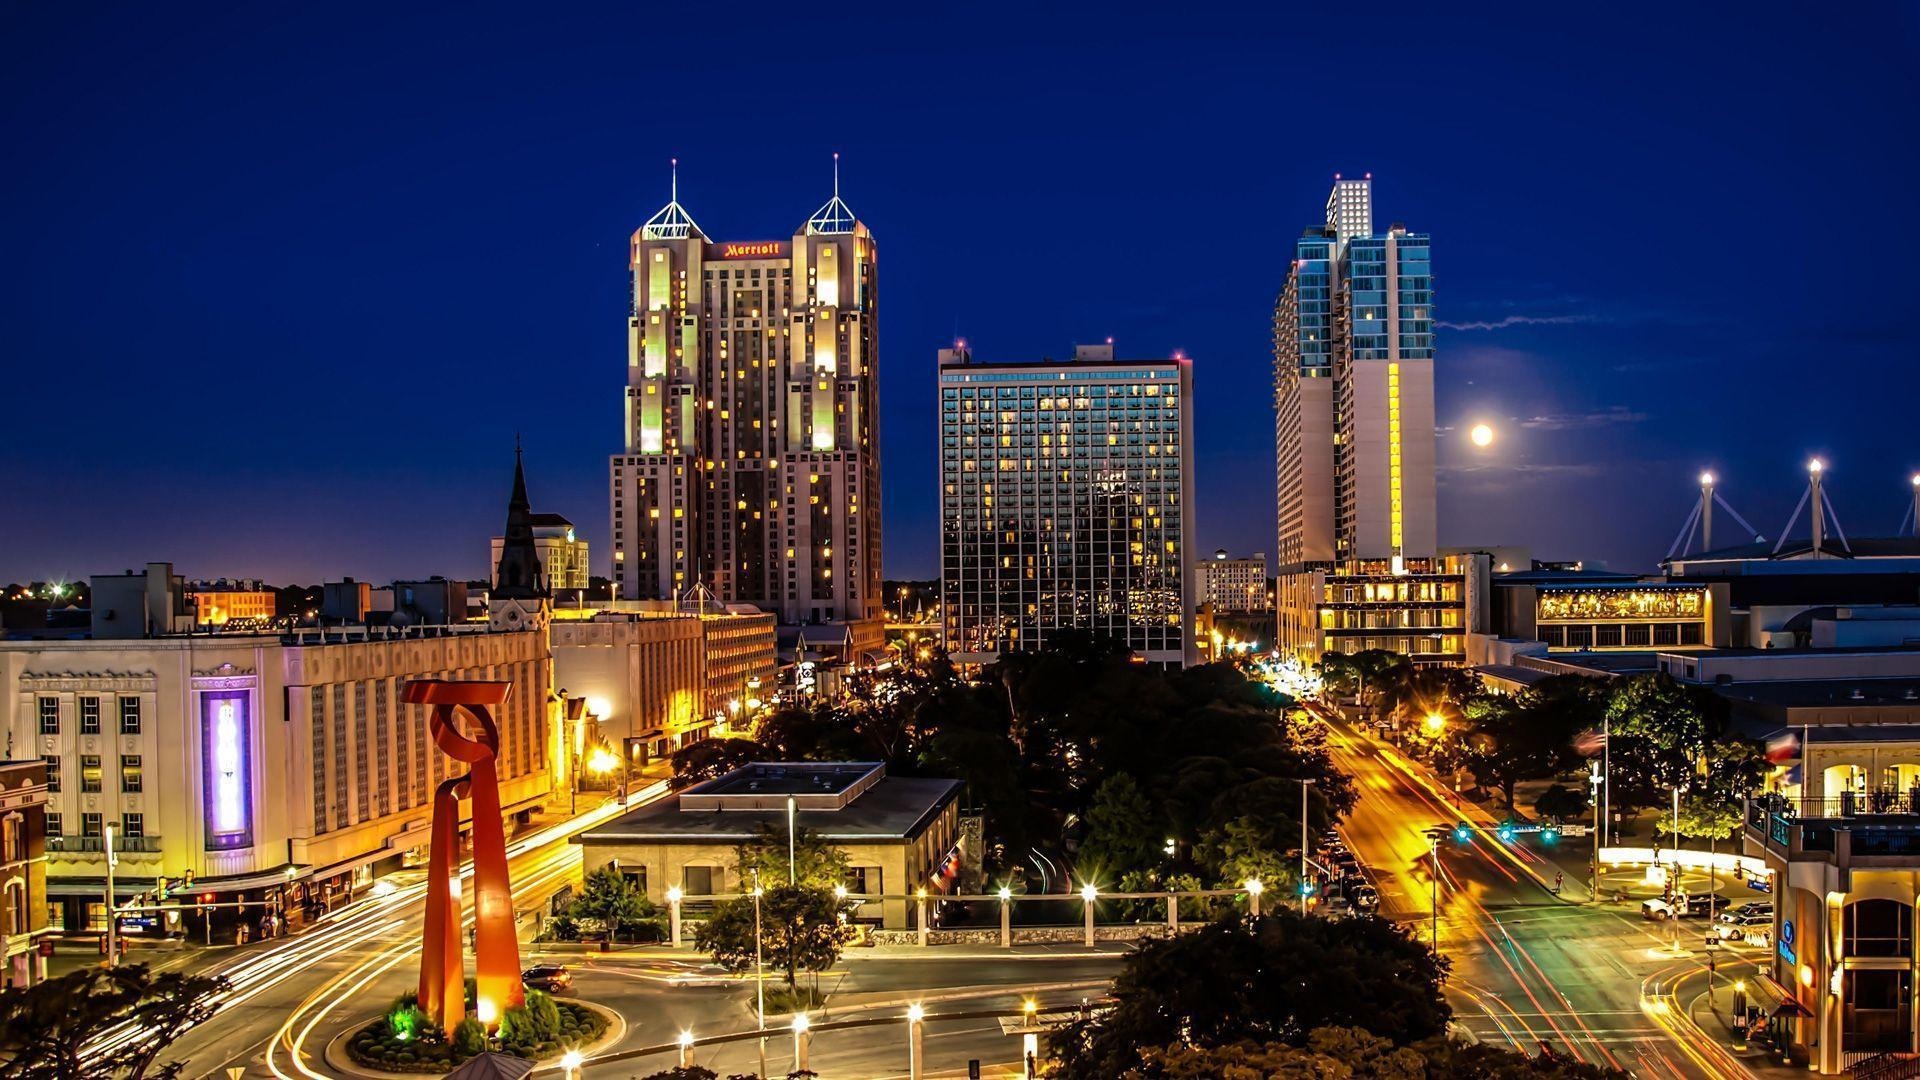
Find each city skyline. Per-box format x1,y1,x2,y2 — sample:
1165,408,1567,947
4,6,1918,587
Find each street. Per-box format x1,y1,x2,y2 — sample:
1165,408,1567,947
1323,720,1756,1079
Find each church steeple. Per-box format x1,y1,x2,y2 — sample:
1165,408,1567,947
493,439,548,600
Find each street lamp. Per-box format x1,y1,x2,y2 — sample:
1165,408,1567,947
1080,883,1098,947
1427,834,1442,950
998,885,1013,948
791,1012,810,1074
561,1049,584,1079
1021,999,1040,1079
666,885,683,947
906,1003,926,1080
752,873,766,1078
1245,878,1264,919
677,1029,696,1069
1424,711,1445,734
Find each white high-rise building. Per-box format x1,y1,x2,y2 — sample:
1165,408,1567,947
1274,177,1470,664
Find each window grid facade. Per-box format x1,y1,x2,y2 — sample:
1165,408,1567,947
939,350,1195,666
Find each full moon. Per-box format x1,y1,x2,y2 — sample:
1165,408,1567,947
1469,423,1495,447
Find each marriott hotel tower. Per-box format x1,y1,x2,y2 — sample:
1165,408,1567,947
610,165,882,631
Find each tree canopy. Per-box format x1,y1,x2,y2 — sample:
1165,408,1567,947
0,963,229,1079
1050,912,1450,1077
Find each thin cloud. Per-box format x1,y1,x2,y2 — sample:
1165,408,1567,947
1437,314,1599,331
1518,407,1648,431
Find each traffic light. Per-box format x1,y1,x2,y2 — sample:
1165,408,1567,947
156,877,170,902
1541,825,1561,845
1452,822,1472,844
1496,822,1517,844
1299,880,1316,897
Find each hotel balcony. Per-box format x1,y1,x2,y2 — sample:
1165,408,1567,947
1748,793,1920,865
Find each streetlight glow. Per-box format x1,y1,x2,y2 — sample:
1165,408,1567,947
998,886,1012,901
1079,883,1098,902
792,1013,810,1033
1808,457,1824,475
1469,423,1494,447
1699,471,1715,487
666,886,683,903
1244,878,1264,896
560,1049,584,1074
678,1030,695,1048
1424,711,1445,733
907,1003,925,1022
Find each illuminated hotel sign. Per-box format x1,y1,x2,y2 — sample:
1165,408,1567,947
200,690,253,850
714,241,787,259
1537,587,1707,623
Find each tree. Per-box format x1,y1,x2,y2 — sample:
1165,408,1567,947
1049,912,1450,1077
1460,693,1571,811
1075,773,1160,882
569,866,653,942
694,884,856,988
1534,783,1590,823
1656,792,1743,842
670,738,773,790
0,964,229,1079
1605,674,1765,819
732,826,852,891
1196,816,1291,894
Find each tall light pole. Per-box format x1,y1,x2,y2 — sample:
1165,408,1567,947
752,872,766,1080
1298,778,1313,912
1428,834,1440,950
787,796,798,885
1588,760,1603,902
103,822,118,966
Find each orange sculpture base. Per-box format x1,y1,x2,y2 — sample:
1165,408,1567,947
403,679,524,1030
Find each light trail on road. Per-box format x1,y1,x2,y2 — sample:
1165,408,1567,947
1314,711,1750,1079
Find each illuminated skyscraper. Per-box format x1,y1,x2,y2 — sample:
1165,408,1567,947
939,342,1195,668
610,161,882,631
1274,177,1469,663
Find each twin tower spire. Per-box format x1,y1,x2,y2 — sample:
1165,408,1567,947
640,154,858,241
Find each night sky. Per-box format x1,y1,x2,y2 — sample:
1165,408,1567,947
4,4,1917,586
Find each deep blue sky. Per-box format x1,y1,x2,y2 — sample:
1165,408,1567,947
4,4,1917,585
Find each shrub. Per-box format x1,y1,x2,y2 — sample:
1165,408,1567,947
538,914,582,941
451,1017,488,1057
525,989,563,1038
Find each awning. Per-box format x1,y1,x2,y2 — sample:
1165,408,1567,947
1771,997,1813,1019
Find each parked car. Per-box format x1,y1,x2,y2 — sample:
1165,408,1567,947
1731,901,1773,919
1352,885,1380,911
523,964,573,993
1715,912,1771,941
1641,894,1726,920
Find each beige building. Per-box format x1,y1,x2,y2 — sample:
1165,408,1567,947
550,607,776,762
186,581,276,626
492,513,591,594
1197,551,1270,613
610,165,882,640
0,759,51,986
0,565,556,933
576,762,963,929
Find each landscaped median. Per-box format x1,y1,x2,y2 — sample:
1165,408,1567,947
323,991,624,1078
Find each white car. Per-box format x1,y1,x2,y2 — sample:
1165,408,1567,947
1715,912,1771,941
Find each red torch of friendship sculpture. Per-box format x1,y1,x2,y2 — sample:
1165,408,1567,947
402,679,523,1030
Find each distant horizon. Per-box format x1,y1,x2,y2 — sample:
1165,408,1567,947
5,7,1916,587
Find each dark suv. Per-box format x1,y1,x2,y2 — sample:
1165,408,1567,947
523,964,572,993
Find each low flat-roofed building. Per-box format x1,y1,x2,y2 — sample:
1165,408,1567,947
576,762,962,929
